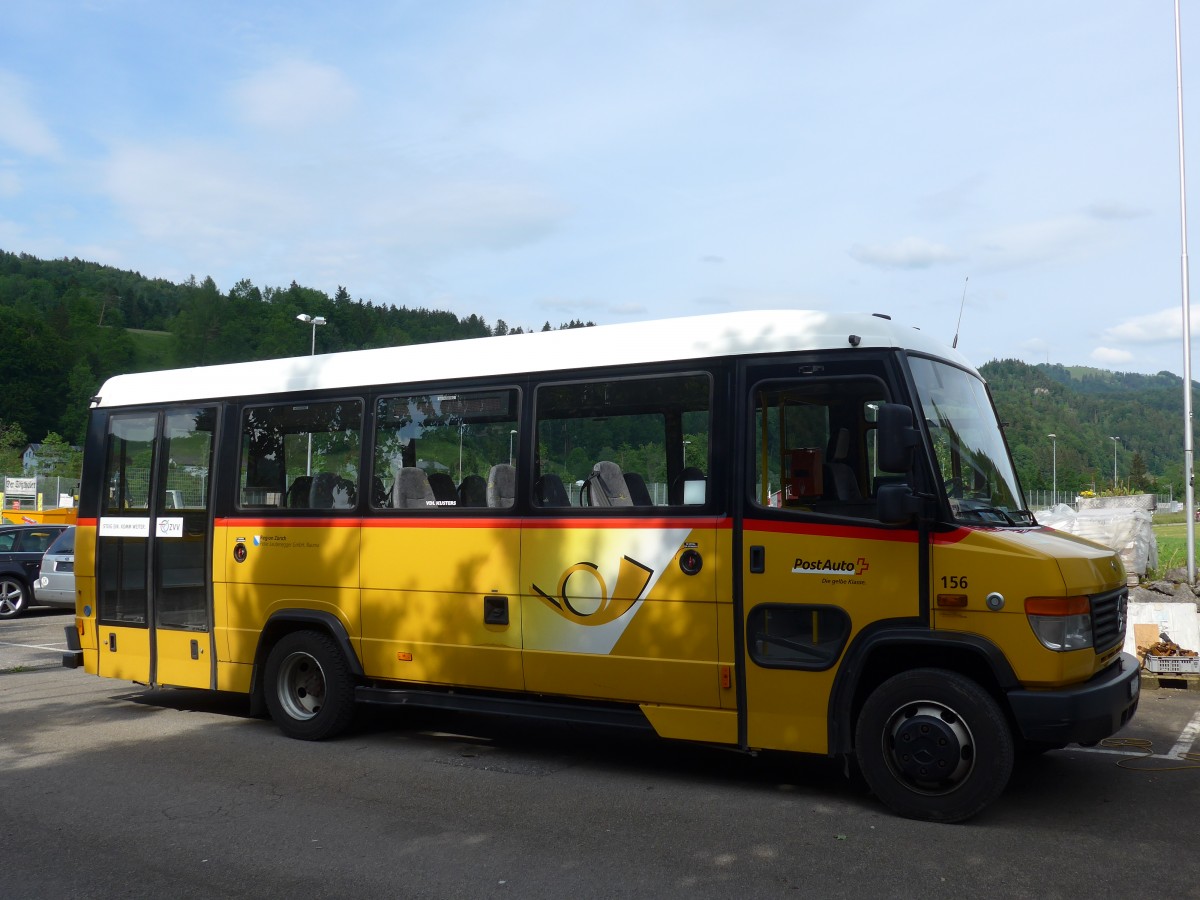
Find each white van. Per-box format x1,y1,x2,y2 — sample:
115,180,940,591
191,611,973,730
35,525,75,609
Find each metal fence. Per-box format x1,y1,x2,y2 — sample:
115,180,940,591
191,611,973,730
1025,490,1177,512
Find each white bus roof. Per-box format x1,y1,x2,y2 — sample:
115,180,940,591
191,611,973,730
93,309,976,408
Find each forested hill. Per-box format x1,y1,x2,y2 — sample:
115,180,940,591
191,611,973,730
980,358,1190,496
0,250,1191,497
0,250,588,450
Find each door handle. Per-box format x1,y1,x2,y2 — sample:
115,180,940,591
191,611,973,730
750,545,765,574
483,595,509,626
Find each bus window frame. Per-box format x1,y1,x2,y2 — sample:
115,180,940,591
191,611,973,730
747,371,895,522
235,394,366,515
367,384,524,515
530,368,717,513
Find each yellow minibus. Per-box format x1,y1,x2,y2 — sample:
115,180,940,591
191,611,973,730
63,310,1139,822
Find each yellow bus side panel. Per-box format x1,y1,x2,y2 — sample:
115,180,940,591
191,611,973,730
219,523,360,591
360,588,523,690
223,584,361,665
216,659,253,693
218,523,361,664
95,625,151,683
154,629,213,689
360,524,522,690
520,523,721,708
932,529,1124,687
742,526,920,754
211,581,231,663
640,705,739,744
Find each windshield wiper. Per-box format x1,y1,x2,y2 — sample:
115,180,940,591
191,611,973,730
960,505,1019,526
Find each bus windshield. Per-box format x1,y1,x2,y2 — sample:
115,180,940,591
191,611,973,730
909,357,1033,526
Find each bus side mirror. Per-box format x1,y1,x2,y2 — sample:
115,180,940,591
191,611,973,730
876,403,920,474
877,482,928,524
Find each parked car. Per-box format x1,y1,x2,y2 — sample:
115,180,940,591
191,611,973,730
0,523,70,619
35,525,75,610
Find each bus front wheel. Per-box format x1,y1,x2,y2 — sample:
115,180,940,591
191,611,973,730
263,630,356,740
854,668,1014,823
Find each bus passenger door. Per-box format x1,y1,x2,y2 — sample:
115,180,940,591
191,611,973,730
96,407,217,689
740,366,922,754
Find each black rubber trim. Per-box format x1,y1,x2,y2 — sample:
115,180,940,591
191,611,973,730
255,609,365,678
355,685,655,731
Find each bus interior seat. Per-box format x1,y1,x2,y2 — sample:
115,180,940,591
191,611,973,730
310,472,356,509
535,473,570,507
286,476,313,508
670,466,706,505
824,429,862,501
394,467,435,509
586,461,632,507
458,474,487,507
427,472,458,505
623,472,653,506
487,464,516,508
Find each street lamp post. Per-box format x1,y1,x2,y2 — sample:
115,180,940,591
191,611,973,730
296,313,327,474
458,422,465,483
1109,436,1120,491
509,429,517,466
1047,433,1057,507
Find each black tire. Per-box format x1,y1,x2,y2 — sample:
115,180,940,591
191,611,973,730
263,630,356,740
855,668,1014,823
0,576,31,620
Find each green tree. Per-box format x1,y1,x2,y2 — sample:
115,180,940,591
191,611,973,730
0,420,27,472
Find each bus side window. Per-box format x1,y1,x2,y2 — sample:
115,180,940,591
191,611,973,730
534,372,711,509
370,388,520,511
239,399,363,511
753,380,887,518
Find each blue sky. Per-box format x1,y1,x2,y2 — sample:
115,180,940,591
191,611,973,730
1,1,1197,374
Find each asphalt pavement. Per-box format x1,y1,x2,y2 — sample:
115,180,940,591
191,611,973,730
3,610,1199,899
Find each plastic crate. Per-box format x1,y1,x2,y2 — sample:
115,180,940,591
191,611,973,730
1144,654,1200,674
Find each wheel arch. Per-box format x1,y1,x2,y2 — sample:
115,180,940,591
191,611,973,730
827,626,1019,755
248,610,364,716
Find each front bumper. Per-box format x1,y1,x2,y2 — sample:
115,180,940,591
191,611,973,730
1006,652,1140,745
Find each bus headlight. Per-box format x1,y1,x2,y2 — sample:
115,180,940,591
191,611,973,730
1025,596,1092,652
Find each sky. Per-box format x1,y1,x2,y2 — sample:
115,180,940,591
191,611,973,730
2,1,1199,375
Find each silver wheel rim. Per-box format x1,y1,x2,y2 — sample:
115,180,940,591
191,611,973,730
881,699,976,795
276,650,327,721
0,580,24,616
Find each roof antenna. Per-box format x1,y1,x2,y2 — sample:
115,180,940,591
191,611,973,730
952,276,968,349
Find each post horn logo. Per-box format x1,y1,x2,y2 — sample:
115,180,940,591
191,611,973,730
532,555,654,626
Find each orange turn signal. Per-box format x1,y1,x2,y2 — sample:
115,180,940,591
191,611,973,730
936,594,969,608
1024,596,1089,616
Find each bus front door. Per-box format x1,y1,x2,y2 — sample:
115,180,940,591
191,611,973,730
96,407,218,689
740,368,922,754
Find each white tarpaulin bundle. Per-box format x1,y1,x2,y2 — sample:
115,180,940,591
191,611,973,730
1037,504,1157,579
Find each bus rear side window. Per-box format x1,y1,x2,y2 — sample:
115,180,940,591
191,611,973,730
534,373,711,509
239,399,363,510
370,388,520,510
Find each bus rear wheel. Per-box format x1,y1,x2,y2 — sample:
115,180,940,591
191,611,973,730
263,630,356,740
854,668,1014,823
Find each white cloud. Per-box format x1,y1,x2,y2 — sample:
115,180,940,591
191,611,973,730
1100,308,1187,344
976,213,1113,271
230,60,359,133
848,236,963,270
1091,346,1134,364
0,71,60,158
